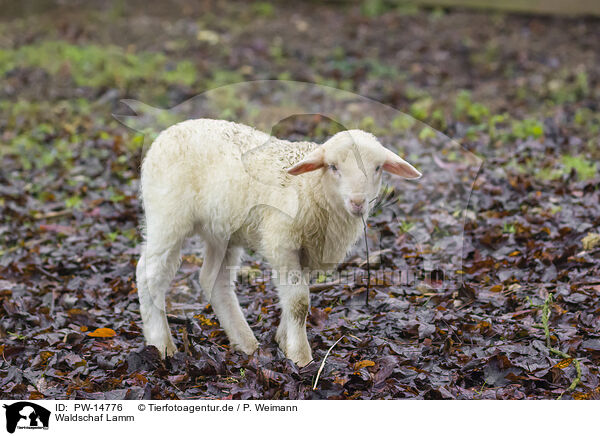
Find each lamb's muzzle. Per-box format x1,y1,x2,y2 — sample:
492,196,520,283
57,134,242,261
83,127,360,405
349,195,367,215
136,118,422,366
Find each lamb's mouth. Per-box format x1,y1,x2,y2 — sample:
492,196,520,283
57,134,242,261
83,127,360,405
348,206,366,217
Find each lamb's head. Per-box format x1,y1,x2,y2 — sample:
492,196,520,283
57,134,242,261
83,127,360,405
287,129,422,217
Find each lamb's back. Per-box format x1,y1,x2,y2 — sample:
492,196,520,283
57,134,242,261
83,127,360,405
141,119,318,239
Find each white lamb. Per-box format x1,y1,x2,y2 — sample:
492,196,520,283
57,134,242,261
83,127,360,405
136,119,421,366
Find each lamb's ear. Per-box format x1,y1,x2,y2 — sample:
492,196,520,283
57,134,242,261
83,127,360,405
287,147,325,175
382,149,422,179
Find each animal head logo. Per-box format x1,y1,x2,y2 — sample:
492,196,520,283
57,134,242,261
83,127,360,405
3,402,50,433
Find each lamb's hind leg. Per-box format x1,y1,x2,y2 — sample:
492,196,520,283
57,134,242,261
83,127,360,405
200,242,258,355
137,227,185,358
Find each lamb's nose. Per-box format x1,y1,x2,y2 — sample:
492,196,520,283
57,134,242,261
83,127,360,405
350,196,366,209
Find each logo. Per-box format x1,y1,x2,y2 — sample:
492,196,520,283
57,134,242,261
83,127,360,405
2,402,50,434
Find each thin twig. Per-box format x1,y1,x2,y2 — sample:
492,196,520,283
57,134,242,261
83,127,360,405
454,298,475,310
182,325,191,356
172,270,200,286
313,335,345,390
357,248,391,268
35,266,61,281
33,209,73,220
361,215,370,306
309,279,342,292
309,248,389,293
167,314,190,325
571,281,600,286
50,289,57,316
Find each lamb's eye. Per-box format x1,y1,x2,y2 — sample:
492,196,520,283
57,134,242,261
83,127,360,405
375,165,382,172
329,164,338,172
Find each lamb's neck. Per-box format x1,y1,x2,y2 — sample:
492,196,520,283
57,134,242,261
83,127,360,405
296,172,364,269
300,171,325,209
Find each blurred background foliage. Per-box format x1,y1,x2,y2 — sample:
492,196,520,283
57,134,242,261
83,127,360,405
0,0,598,228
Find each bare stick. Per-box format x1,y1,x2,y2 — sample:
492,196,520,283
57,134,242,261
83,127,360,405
309,279,342,292
357,248,391,267
182,325,191,356
35,266,60,281
33,209,72,220
361,215,370,306
313,335,345,390
167,314,189,325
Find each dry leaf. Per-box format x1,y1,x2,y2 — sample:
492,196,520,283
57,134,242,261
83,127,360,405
354,360,376,370
87,327,116,338
582,232,600,251
553,358,573,369
194,314,217,326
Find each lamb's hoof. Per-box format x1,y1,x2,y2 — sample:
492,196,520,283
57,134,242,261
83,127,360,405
276,334,312,367
149,337,177,359
232,335,259,356
293,353,313,368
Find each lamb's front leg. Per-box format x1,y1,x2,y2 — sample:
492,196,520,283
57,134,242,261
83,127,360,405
272,259,312,367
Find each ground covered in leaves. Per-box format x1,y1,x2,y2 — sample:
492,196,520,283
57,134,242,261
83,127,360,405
1,1,599,399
